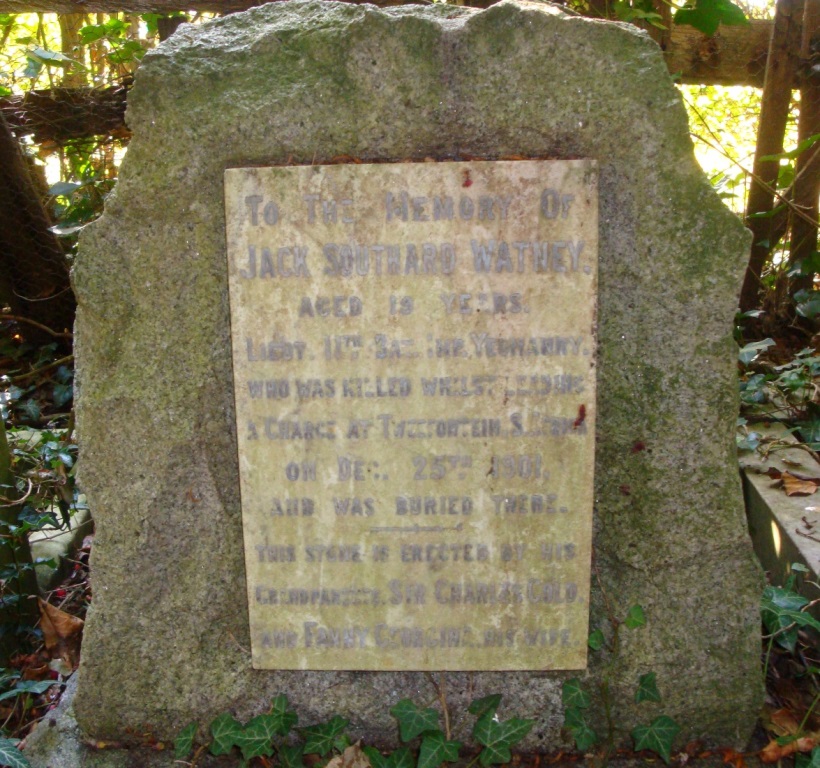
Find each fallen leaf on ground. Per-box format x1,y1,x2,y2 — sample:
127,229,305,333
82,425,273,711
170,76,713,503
326,743,371,768
768,707,802,736
782,472,820,496
718,747,746,768
760,736,816,762
38,598,83,671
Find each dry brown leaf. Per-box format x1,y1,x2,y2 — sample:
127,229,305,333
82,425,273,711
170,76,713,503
21,662,50,681
325,743,371,768
38,597,83,672
782,472,820,496
760,736,816,763
769,707,802,736
719,747,746,768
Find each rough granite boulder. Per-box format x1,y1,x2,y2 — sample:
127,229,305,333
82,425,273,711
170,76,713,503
67,0,761,753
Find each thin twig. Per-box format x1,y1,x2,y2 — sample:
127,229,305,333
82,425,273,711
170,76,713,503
227,630,250,655
0,479,33,508
684,94,818,229
767,442,820,465
9,356,74,384
762,622,797,640
0,315,73,340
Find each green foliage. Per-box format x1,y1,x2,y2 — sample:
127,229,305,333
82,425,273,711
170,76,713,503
634,673,662,704
762,582,820,653
738,338,776,365
78,19,146,65
174,696,302,763
467,694,502,720
612,0,664,26
561,678,591,710
0,738,29,768
208,712,243,756
363,746,415,768
0,679,53,703
417,731,461,768
797,746,820,768
562,679,596,751
302,715,349,756
793,289,820,321
279,744,306,768
473,713,533,765
173,722,197,760
234,714,282,760
674,0,748,35
390,699,440,741
631,716,681,764
624,604,646,630
175,692,535,768
562,605,681,764
738,345,820,450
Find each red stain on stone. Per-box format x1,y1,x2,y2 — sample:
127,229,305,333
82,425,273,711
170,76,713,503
573,404,586,429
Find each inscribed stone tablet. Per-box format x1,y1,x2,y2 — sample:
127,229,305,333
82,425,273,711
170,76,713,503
225,160,597,670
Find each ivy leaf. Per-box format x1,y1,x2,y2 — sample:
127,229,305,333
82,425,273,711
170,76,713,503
365,746,416,768
635,673,662,704
632,716,681,764
624,604,646,629
363,746,388,768
561,678,591,709
0,739,29,768
474,715,534,765
738,338,776,365
174,722,197,760
468,694,502,721
795,289,820,320
269,694,298,735
279,743,305,768
334,734,352,752
572,722,597,751
563,708,598,752
587,629,604,650
235,714,279,759
390,699,440,741
303,715,350,756
762,585,811,651
796,746,820,768
387,747,416,768
0,680,54,702
53,382,73,408
209,712,243,756
418,731,462,768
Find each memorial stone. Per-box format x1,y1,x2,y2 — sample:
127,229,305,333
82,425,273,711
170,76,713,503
63,0,762,754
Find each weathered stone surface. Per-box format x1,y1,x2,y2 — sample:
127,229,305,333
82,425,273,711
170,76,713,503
70,0,762,753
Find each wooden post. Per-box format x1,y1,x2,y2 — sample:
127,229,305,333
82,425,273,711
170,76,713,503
0,111,75,345
739,0,805,312
789,0,820,298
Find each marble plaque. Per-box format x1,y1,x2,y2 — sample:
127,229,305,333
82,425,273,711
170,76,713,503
225,160,598,670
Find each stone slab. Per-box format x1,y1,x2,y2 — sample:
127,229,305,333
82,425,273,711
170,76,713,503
739,422,820,603
226,160,597,671
71,0,763,753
